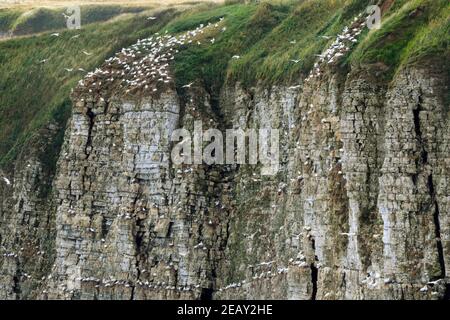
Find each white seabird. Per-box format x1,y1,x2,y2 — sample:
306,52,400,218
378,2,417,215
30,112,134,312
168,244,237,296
182,81,195,88
2,177,11,185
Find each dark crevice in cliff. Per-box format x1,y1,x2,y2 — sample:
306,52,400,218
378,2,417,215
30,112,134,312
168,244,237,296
12,273,20,297
413,103,422,141
340,272,346,291
84,108,95,159
310,263,318,300
130,284,136,301
400,286,405,300
309,236,318,300
130,255,138,300
428,174,446,279
413,102,428,165
412,103,422,187
200,288,214,301
131,188,145,300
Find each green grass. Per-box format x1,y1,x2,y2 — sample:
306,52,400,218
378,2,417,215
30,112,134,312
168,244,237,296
0,9,22,34
0,8,179,167
220,0,448,85
2,5,151,36
400,2,449,66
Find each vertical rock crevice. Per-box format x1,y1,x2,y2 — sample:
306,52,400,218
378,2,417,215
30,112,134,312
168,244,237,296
310,263,318,300
428,174,446,280
413,93,446,280
84,108,96,159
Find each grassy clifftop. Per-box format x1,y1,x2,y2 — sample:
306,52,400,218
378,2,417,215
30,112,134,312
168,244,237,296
0,0,448,168
351,0,449,76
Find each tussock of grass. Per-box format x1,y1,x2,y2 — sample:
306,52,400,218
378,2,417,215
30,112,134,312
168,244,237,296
400,2,449,67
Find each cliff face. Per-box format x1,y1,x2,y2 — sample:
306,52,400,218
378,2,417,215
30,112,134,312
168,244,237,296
0,124,60,299
2,61,448,300
215,64,449,300
0,2,449,300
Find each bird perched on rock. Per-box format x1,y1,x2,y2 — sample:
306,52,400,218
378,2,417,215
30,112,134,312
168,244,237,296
182,82,195,88
2,177,11,185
